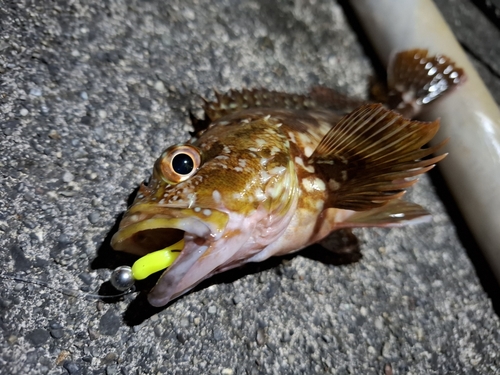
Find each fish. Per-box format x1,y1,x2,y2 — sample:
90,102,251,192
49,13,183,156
110,49,465,307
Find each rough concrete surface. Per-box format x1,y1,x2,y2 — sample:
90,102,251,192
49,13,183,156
1,0,499,374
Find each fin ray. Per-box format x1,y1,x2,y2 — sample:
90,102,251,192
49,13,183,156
200,86,366,123
341,200,432,227
310,104,445,211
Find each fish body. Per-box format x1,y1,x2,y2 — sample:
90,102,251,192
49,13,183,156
111,50,465,306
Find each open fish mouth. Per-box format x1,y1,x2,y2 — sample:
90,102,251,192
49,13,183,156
111,216,212,256
110,205,230,306
111,204,228,255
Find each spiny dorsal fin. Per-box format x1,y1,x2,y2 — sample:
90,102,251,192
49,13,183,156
387,49,466,118
310,103,446,211
203,88,317,121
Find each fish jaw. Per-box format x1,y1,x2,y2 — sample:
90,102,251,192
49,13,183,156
110,204,231,302
109,200,299,307
147,212,254,306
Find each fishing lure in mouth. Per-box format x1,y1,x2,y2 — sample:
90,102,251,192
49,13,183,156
110,239,183,291
108,49,465,307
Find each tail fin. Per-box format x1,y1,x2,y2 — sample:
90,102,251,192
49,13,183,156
387,49,466,118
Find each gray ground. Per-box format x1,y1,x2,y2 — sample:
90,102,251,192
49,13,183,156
1,0,500,374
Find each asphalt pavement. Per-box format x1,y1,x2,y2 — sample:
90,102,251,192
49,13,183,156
1,0,499,374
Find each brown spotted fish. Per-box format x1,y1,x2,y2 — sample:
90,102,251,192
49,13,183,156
111,49,465,306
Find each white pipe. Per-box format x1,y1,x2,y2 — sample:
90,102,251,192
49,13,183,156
350,0,500,282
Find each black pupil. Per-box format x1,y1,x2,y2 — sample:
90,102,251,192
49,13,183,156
172,153,194,175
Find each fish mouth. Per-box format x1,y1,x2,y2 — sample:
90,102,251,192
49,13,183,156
111,215,211,256
110,204,229,306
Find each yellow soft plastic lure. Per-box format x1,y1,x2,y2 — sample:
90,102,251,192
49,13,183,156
132,239,184,280
110,239,184,291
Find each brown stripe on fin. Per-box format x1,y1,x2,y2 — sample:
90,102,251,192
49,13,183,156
387,49,466,118
202,88,319,122
309,104,446,211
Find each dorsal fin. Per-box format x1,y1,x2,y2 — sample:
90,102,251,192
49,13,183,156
202,88,317,122
200,86,367,122
310,103,446,211
387,49,466,118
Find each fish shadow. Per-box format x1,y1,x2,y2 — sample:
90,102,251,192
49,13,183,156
90,188,140,303
91,187,140,271
118,244,361,326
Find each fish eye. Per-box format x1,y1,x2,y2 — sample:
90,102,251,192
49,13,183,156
172,153,194,175
157,144,202,184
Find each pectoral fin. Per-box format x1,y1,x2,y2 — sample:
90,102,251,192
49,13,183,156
309,104,446,211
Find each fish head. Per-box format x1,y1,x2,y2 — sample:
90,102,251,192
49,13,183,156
111,115,299,306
